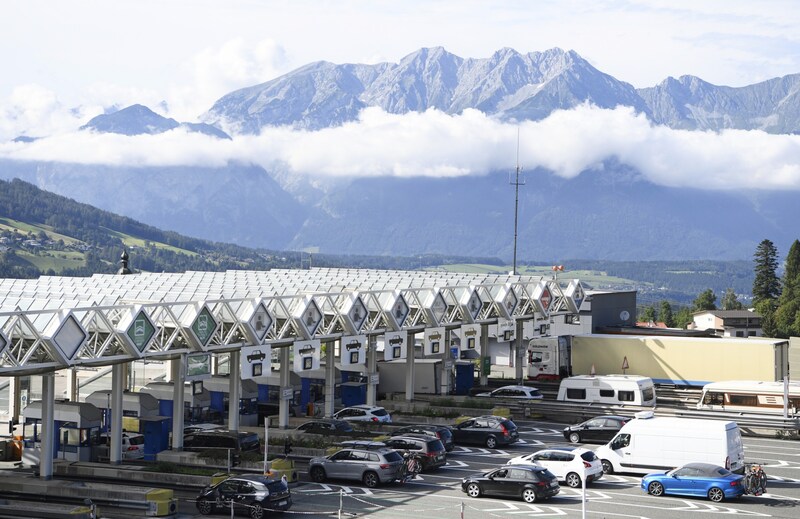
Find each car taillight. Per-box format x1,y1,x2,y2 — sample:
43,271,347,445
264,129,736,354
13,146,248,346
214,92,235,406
500,424,509,436
583,461,591,468
372,417,379,422
535,481,547,487
127,446,137,451
379,463,390,469
730,480,739,486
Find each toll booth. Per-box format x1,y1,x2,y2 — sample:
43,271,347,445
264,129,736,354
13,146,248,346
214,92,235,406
139,382,217,427
84,390,170,460
21,400,102,466
202,375,259,427
254,373,302,421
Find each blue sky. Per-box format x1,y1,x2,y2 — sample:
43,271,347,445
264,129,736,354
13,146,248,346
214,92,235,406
1,0,799,190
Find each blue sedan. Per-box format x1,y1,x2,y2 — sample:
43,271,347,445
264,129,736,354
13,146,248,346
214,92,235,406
641,463,745,503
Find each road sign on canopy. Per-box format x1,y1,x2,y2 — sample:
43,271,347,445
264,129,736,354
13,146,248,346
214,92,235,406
341,335,366,367
533,281,553,317
383,332,407,361
293,339,321,373
43,311,88,363
387,294,410,330
241,344,270,380
124,309,156,353
245,300,273,343
424,327,445,356
564,280,585,314
460,324,480,353
291,297,323,339
622,356,629,373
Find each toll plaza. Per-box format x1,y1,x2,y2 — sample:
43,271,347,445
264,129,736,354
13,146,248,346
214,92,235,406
21,400,102,465
0,265,584,481
85,390,170,460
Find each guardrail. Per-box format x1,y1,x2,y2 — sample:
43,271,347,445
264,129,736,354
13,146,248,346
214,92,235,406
508,400,800,433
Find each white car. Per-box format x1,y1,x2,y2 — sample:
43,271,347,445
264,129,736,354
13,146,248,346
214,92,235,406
476,385,544,400
332,405,392,423
507,447,603,488
99,431,146,460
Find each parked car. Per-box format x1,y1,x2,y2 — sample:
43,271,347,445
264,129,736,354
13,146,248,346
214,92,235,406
562,415,629,444
196,473,292,518
333,405,392,423
98,431,145,460
295,419,355,435
183,430,261,464
507,447,603,488
393,424,455,452
184,423,224,435
308,445,404,488
462,465,560,503
451,415,519,448
476,385,543,400
641,463,746,502
383,435,447,471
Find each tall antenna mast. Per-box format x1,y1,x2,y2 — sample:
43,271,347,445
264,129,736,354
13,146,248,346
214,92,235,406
510,127,525,275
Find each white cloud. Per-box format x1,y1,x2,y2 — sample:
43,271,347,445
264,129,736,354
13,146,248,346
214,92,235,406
165,38,289,121
1,105,800,192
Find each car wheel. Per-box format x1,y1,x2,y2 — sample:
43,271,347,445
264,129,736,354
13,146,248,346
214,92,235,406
196,499,215,515
568,432,581,444
249,502,264,519
522,488,538,503
647,481,664,496
485,435,498,449
466,482,481,498
363,471,380,488
601,459,614,474
310,466,326,483
566,472,582,488
708,487,725,503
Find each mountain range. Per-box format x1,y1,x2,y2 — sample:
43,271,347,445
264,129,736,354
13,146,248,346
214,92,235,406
2,47,800,261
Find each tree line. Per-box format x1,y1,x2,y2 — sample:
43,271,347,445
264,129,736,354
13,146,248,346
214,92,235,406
637,238,800,338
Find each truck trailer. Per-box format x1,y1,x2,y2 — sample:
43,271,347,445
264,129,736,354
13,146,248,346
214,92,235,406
570,334,789,387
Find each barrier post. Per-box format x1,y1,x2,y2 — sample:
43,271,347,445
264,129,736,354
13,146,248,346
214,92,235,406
338,488,343,519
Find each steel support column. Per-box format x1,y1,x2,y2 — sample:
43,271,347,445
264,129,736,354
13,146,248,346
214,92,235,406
228,350,241,431
171,358,185,450
39,372,55,480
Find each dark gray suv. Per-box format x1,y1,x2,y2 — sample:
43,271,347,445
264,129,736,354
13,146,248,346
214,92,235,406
309,446,404,488
451,415,519,448
383,435,446,471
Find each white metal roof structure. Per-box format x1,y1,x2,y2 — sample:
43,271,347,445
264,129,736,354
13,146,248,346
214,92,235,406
0,267,585,376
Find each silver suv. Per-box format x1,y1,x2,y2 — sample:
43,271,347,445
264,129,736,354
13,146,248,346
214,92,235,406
308,446,404,488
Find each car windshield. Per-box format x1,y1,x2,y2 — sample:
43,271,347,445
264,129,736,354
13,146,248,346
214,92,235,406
128,436,145,446
580,451,597,461
372,409,388,416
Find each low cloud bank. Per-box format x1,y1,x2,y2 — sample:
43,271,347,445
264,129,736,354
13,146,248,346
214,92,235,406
1,104,799,191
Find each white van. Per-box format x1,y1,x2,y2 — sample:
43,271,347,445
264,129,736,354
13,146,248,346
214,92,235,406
594,411,745,475
557,374,656,406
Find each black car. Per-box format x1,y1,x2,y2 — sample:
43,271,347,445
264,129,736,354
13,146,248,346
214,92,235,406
393,424,455,452
451,415,519,448
295,419,355,435
562,415,629,444
196,474,292,518
383,435,447,471
462,466,560,503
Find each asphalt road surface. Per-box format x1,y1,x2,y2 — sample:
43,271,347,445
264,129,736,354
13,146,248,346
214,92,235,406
168,418,800,519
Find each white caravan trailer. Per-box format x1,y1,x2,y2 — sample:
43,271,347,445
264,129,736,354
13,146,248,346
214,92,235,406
557,374,656,406
697,380,800,415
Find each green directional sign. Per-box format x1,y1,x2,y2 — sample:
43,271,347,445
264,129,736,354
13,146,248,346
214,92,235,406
191,307,217,347
126,310,156,352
